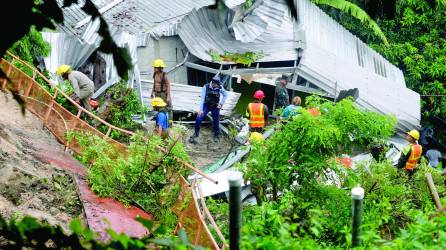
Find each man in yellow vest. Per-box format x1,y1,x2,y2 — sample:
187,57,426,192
397,129,423,173
246,90,269,133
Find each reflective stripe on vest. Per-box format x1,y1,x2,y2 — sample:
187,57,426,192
248,103,265,128
404,144,422,171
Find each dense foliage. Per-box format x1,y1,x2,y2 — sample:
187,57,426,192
8,26,50,67
0,214,203,249
324,0,446,140
209,50,264,66
67,132,191,229
203,98,446,248
97,80,147,140
240,97,397,203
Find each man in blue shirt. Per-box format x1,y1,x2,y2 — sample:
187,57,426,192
152,97,169,138
189,76,228,143
282,96,303,118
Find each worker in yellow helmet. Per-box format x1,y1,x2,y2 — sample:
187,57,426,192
150,59,172,122
151,97,169,138
57,64,94,111
397,129,423,174
249,132,264,143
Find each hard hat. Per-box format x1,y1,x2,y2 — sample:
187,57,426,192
152,59,166,68
249,132,264,143
253,90,265,100
407,130,420,141
57,65,71,76
151,97,167,107
308,107,321,117
211,75,221,84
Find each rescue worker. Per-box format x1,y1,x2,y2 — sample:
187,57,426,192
274,75,290,110
246,90,269,132
249,132,264,143
189,76,228,144
57,64,94,111
152,97,169,138
150,59,172,121
397,130,423,174
282,96,303,118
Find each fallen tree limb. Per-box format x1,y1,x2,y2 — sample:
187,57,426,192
425,172,444,211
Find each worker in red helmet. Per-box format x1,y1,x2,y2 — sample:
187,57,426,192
246,90,269,132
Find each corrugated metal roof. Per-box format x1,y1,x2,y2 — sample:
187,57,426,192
140,80,241,116
57,0,214,35
224,0,245,9
178,0,420,130
232,0,287,42
295,0,419,131
178,6,295,63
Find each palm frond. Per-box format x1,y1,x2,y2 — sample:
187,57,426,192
312,0,389,45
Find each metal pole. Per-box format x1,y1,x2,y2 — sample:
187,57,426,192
351,187,364,247
229,171,243,250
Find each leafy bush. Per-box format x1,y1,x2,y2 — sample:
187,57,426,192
209,50,264,66
203,97,445,248
97,80,146,141
8,26,50,66
0,214,204,249
67,132,191,229
239,97,397,203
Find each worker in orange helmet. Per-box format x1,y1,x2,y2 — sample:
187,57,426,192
246,90,269,133
397,129,423,174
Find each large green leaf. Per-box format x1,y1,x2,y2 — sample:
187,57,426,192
312,0,389,45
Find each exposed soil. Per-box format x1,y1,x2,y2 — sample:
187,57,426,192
183,124,234,169
0,94,82,232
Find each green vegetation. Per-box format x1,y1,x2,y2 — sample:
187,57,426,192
67,132,191,230
8,26,50,67
203,97,445,249
312,0,388,45
209,50,264,66
240,97,397,203
0,215,203,249
96,80,147,140
324,0,446,142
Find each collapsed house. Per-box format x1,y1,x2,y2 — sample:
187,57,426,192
45,0,420,131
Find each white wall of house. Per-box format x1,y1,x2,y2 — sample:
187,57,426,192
137,36,189,85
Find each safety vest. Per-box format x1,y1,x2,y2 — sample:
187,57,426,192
404,144,423,171
205,84,221,107
248,103,265,128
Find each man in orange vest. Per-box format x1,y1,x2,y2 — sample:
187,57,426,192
397,129,423,174
246,90,269,133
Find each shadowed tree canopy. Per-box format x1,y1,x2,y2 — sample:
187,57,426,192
1,0,132,79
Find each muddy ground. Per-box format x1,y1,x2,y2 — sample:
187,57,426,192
0,94,82,232
183,124,234,169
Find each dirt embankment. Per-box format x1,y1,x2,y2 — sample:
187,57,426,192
0,95,82,231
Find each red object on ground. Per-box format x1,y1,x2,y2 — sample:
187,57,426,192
308,107,321,117
76,176,152,240
337,157,353,168
34,145,152,240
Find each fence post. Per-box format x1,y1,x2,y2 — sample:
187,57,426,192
1,63,13,89
229,171,243,250
351,186,364,247
43,89,58,125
